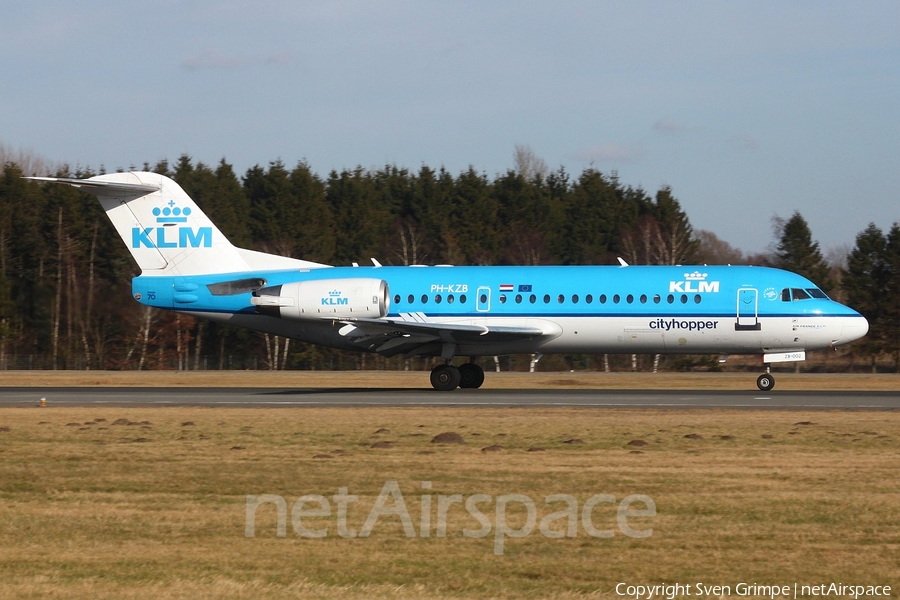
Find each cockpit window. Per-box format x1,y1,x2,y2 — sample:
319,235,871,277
806,288,829,299
781,288,816,301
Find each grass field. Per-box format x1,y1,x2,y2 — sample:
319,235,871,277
1,401,898,599
2,369,899,390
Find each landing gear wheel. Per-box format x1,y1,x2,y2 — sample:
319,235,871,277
430,364,461,391
458,363,485,389
756,373,775,391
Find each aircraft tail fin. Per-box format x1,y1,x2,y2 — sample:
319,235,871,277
27,172,327,276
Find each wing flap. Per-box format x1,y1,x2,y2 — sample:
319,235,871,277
338,315,560,356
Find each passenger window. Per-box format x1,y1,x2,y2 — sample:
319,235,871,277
640,294,647,304
480,293,487,304
394,294,400,305
558,294,565,304
543,294,551,304
613,294,620,304
529,294,536,304
626,294,634,304
448,294,455,304
499,294,507,304
694,294,701,304
680,294,688,304
435,294,442,304
586,294,593,303
515,294,522,304
653,294,661,304
421,294,428,304
407,294,414,304
460,294,467,304
599,294,607,304
572,294,579,304
667,294,674,304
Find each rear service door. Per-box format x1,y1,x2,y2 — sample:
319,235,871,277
476,286,491,312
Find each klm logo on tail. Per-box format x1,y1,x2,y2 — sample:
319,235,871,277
131,201,211,249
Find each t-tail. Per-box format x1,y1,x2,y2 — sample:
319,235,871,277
26,172,327,275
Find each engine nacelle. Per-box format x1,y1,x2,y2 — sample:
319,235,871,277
251,278,390,320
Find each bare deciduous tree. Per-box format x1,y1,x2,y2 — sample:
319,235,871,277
513,144,548,180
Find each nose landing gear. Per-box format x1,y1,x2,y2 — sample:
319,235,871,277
756,372,775,391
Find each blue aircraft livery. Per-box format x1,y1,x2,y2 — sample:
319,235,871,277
28,171,869,391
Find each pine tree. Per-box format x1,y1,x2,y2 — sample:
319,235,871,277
776,212,832,289
842,223,888,368
883,223,900,367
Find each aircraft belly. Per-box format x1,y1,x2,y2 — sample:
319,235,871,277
200,312,359,351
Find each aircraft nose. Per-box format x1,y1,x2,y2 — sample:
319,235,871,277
837,314,869,345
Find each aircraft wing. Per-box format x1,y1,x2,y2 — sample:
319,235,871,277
338,312,559,357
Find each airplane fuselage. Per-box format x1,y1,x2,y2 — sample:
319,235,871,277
132,264,866,358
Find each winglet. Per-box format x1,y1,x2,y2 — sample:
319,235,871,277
617,257,629,267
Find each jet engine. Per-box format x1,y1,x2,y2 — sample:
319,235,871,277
250,278,389,320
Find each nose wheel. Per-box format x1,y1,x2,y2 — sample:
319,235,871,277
756,373,775,391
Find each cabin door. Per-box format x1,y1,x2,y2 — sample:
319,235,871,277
736,287,761,331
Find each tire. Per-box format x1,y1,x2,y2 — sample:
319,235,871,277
430,364,461,391
756,373,775,391
458,363,485,389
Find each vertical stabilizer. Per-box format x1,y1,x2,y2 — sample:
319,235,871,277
29,172,251,276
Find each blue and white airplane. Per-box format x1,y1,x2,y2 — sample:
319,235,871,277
29,172,869,391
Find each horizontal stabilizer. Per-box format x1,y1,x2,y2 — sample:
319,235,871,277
25,177,160,196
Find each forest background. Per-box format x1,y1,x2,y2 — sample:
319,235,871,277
0,145,897,373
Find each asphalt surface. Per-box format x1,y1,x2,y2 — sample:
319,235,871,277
1,387,899,409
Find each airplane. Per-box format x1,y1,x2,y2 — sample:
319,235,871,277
27,171,869,391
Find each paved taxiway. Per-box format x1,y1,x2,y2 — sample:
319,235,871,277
1,387,899,409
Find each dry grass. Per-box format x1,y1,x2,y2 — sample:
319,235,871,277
2,370,899,390
1,406,898,598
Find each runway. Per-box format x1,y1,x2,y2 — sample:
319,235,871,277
1,387,899,409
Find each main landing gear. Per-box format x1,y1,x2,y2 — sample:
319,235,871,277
430,360,485,391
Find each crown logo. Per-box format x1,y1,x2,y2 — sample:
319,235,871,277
684,271,707,280
328,290,342,297
152,200,192,223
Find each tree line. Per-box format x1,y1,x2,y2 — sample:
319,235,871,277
0,151,896,371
